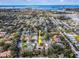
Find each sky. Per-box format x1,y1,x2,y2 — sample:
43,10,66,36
0,0,79,5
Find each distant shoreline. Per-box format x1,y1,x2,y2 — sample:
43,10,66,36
0,5,79,10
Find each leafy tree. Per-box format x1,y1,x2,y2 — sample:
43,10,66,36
0,39,5,46
3,43,11,51
64,49,76,58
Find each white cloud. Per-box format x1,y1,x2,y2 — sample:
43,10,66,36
60,0,64,2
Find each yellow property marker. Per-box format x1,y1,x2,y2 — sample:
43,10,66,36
38,30,42,46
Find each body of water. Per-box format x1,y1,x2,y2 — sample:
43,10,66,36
0,5,79,10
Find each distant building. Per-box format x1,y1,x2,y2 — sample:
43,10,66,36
0,50,11,58
0,32,6,37
65,8,79,12
53,35,61,43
